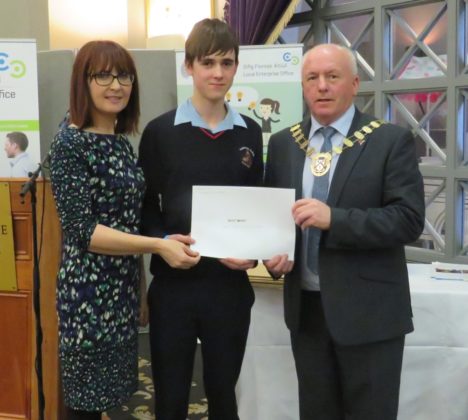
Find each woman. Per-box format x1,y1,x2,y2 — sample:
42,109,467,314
49,40,200,420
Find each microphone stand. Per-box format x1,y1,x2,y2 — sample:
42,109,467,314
20,152,50,420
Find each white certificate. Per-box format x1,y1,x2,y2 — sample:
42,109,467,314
191,186,296,260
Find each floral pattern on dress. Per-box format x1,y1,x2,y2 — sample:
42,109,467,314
50,126,145,411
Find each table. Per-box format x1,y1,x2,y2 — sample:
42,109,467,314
236,264,468,420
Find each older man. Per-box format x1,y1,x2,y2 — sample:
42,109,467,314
264,44,425,420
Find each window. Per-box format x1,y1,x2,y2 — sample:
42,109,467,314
278,0,468,263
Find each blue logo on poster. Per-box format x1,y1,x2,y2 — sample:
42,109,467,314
282,52,300,65
0,52,27,78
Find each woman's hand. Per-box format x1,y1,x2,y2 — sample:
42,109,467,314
157,234,200,269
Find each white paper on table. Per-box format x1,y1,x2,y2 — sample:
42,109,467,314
191,186,296,260
431,261,468,281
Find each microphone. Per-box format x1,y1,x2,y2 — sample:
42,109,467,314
20,152,51,198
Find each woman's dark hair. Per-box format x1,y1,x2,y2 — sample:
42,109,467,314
69,40,140,134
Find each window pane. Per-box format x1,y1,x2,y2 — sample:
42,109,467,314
389,92,447,165
326,0,364,6
328,14,374,81
461,89,468,165
355,94,374,114
280,25,310,44
461,181,468,255
417,178,446,251
389,2,447,80
465,0,468,71
276,0,312,44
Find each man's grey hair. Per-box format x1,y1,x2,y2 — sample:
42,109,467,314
303,43,358,76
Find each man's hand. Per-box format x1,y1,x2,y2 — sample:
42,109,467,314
292,198,331,230
263,254,294,279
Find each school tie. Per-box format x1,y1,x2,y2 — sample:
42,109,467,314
307,126,335,274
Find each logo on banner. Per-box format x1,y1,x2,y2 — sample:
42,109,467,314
0,52,27,78
282,52,300,65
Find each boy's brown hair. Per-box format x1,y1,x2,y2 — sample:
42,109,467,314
185,18,239,66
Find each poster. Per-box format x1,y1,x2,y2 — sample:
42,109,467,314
176,44,303,160
0,39,40,178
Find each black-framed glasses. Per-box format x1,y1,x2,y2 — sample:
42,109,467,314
90,72,135,86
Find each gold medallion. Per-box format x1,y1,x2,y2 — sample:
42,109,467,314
311,152,332,176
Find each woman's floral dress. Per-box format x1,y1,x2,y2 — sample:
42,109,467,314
50,126,145,411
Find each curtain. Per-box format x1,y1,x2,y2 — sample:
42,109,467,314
224,0,301,45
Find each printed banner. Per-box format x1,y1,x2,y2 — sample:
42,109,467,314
0,39,40,178
176,44,303,160
0,182,17,291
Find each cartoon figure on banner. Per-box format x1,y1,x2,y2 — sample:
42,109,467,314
3,131,36,177
250,98,281,155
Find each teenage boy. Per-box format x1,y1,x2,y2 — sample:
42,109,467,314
138,18,263,420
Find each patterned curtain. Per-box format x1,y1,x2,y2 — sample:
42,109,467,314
224,0,301,45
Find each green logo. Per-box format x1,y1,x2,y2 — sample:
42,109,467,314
10,60,26,78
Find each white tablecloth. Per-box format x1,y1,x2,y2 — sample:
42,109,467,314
236,264,468,420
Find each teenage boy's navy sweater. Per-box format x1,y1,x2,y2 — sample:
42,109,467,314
139,109,264,279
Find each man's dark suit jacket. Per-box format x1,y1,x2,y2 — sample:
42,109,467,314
265,109,425,346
